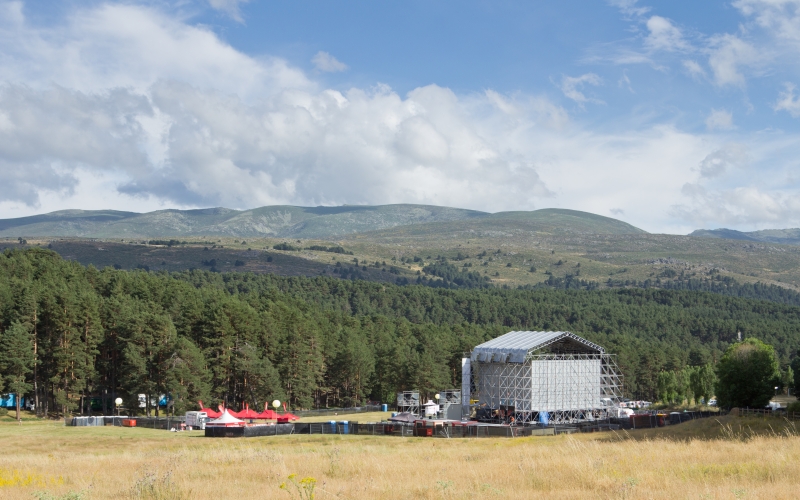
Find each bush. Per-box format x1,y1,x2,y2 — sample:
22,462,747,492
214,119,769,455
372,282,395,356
0,408,8,417
786,401,800,413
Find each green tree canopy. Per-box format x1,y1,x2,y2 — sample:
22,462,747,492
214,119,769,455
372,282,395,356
716,338,780,409
0,321,34,421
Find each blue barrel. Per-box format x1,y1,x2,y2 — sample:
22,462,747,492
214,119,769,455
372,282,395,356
381,404,388,412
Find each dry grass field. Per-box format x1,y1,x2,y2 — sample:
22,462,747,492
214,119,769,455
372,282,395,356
0,415,798,499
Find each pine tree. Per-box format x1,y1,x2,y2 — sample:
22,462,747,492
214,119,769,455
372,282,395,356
0,321,34,422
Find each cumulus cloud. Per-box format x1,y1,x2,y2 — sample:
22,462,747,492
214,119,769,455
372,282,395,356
311,51,348,73
0,3,311,98
2,2,800,233
645,16,690,52
775,83,800,116
559,74,603,104
705,109,735,131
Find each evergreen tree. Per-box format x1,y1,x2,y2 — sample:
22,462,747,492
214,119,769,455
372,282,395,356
165,337,212,414
0,321,34,422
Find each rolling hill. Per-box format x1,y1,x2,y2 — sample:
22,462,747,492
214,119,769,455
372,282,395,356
0,205,641,239
690,228,800,245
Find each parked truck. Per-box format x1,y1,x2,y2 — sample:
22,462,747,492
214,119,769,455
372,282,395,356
185,411,208,430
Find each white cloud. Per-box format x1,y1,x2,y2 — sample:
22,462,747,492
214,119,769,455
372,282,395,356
311,51,348,73
2,2,800,233
607,0,650,18
673,185,800,227
645,16,690,52
775,82,800,116
734,0,800,45
682,60,706,79
208,0,250,22
618,71,634,92
559,73,603,104
696,144,747,177
0,3,311,98
705,109,735,131
707,34,759,87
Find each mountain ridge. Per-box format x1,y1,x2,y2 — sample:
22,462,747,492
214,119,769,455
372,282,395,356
0,205,643,239
690,227,800,246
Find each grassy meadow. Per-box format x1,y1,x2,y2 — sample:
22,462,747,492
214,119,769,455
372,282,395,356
0,415,797,499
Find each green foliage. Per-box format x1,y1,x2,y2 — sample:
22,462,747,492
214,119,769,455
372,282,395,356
4,247,800,415
785,401,800,413
781,365,794,394
421,262,491,289
716,338,781,409
791,355,800,396
147,240,186,247
689,363,716,403
305,245,353,255
273,243,300,251
0,321,34,418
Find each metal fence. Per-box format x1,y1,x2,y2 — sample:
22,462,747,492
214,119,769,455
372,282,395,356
67,416,186,429
735,408,800,420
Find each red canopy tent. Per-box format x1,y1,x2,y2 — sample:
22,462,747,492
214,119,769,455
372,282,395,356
256,408,279,420
277,412,300,423
237,403,260,420
197,400,221,419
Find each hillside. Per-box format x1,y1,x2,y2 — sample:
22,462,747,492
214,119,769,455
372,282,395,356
5,205,800,293
0,205,646,240
0,204,489,239
690,227,800,245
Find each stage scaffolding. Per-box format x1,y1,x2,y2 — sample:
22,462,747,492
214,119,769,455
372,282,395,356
396,391,420,415
467,331,623,424
437,389,462,420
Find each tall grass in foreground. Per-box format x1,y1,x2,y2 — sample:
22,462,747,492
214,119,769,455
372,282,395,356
0,415,798,499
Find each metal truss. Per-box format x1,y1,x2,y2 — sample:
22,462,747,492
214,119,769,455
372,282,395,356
470,353,623,424
396,391,420,415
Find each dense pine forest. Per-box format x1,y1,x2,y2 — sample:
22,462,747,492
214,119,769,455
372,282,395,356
1,248,799,416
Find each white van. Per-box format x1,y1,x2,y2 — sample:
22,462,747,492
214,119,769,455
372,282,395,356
185,411,208,430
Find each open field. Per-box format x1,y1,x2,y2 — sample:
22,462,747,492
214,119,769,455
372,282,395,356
1,416,797,499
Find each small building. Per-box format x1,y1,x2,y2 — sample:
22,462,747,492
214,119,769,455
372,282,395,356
463,331,623,424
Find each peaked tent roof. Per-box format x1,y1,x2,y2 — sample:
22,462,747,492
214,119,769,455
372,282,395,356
470,331,603,363
206,409,245,426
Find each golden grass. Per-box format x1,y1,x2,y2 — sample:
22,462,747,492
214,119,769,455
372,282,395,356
0,415,798,499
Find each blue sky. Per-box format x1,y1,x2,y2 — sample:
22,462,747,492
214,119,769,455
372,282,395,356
1,0,800,233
